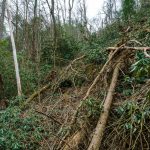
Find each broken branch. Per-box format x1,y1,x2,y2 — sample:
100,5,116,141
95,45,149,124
35,110,62,125
107,46,150,51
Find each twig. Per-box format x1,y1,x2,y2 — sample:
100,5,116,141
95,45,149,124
128,39,142,46
35,110,62,125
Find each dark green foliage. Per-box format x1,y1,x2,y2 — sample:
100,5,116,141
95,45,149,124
106,99,150,149
0,40,10,51
84,44,107,64
41,37,53,64
115,100,150,141
84,98,102,117
115,100,150,133
0,42,51,97
83,22,121,64
131,52,150,83
57,35,80,60
122,0,136,21
0,43,16,97
0,49,35,97
41,28,80,64
0,102,48,150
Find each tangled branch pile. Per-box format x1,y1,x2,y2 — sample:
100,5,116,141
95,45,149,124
20,38,150,150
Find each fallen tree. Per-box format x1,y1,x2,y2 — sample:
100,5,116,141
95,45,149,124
87,62,121,150
59,44,131,149
70,44,126,125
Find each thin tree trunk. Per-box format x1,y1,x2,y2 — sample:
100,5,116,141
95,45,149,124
46,0,57,68
0,0,6,39
87,62,121,150
68,0,74,25
31,0,38,61
15,0,19,48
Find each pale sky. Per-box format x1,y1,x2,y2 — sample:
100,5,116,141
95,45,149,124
86,0,104,19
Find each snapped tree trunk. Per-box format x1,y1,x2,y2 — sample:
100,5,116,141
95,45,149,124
87,62,121,150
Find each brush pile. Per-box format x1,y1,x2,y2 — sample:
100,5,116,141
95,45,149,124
21,35,150,149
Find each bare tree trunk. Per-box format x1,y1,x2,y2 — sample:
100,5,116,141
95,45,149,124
77,0,89,40
51,0,57,41
51,0,57,68
83,0,89,39
61,0,67,24
46,0,57,68
0,0,6,39
6,0,22,96
68,0,74,25
31,0,38,61
87,62,121,150
24,0,30,56
15,0,19,48
0,74,4,99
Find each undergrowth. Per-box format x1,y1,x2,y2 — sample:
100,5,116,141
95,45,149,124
0,97,49,150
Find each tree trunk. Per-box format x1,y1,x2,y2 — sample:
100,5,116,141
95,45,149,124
0,74,4,99
87,62,121,150
15,0,19,48
68,0,74,25
46,0,57,68
31,0,38,61
0,0,6,39
6,0,22,96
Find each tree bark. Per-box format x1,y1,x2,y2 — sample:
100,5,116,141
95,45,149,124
46,0,57,68
6,0,22,96
31,0,38,61
68,0,74,25
0,0,6,39
0,74,4,98
87,62,121,150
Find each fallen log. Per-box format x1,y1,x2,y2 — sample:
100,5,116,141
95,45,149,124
87,62,121,150
21,83,51,108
